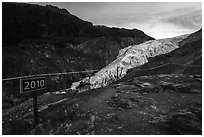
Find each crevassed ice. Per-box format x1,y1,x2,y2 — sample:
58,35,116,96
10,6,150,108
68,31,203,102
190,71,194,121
71,34,189,91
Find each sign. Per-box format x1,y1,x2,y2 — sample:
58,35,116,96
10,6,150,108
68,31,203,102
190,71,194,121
20,77,47,126
20,77,47,93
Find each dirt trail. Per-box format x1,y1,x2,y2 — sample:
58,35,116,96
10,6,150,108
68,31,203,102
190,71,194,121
79,87,116,113
74,85,168,134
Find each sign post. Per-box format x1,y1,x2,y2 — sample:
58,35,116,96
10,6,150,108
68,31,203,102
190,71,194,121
32,91,39,125
20,77,47,126
116,65,119,81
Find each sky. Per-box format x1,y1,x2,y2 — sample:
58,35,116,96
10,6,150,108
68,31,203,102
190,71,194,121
33,2,202,39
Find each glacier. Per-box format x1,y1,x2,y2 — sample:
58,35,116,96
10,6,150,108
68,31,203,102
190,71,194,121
71,34,189,91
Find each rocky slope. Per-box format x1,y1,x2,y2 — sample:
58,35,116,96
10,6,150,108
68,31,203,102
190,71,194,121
76,26,153,65
2,2,153,108
3,40,100,94
71,34,189,91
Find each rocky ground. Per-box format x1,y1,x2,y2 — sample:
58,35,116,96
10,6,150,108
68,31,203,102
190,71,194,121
2,74,202,135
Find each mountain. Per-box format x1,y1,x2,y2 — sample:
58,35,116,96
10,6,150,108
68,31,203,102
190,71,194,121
3,30,201,134
3,2,153,66
2,2,153,108
70,34,191,91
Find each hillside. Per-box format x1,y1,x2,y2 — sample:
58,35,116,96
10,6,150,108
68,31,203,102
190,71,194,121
3,73,202,135
2,2,153,108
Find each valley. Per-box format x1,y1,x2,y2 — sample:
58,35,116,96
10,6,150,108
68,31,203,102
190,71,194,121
2,2,202,135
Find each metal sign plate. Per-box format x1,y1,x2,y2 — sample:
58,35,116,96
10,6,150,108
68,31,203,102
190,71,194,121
20,77,47,93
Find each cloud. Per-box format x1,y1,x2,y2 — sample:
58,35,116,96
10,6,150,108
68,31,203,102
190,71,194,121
163,10,202,30
114,8,202,39
90,5,202,38
142,8,202,39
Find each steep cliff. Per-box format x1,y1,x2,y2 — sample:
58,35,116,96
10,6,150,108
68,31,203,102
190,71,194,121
71,34,189,91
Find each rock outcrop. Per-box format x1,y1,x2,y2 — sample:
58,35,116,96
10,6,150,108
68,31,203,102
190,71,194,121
71,34,189,91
